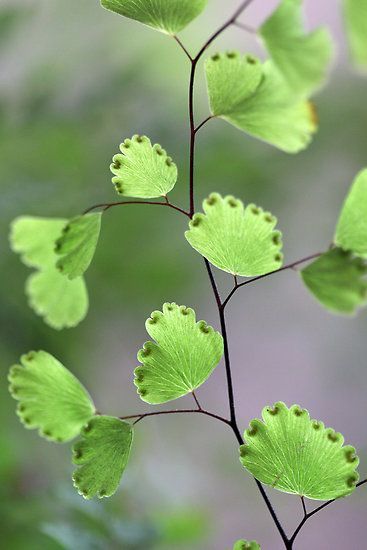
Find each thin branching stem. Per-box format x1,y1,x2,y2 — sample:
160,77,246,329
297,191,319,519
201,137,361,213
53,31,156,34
83,199,190,218
118,408,231,427
222,252,324,310
173,35,193,61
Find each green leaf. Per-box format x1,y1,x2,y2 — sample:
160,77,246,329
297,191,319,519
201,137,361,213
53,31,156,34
55,213,102,280
10,216,67,269
100,0,207,35
233,541,261,550
10,216,89,329
72,416,133,499
205,56,317,153
185,193,283,277
335,169,367,258
8,351,95,442
260,0,333,96
110,135,178,199
205,52,263,116
134,302,223,404
239,402,359,501
344,0,367,67
300,248,367,315
26,269,89,329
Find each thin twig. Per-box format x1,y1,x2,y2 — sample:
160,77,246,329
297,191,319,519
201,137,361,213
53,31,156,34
173,35,193,61
233,20,257,33
118,408,231,427
222,252,324,310
195,115,214,134
301,496,307,517
192,391,202,410
83,199,190,218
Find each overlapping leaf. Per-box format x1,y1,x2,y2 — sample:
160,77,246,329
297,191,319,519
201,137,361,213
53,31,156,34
240,402,359,501
8,351,95,442
301,248,367,315
55,213,102,279
185,194,283,277
10,217,88,329
343,0,367,67
233,541,260,550
110,135,177,198
335,169,367,258
134,303,223,404
260,0,333,96
205,54,317,153
72,416,133,499
101,0,207,35
205,52,263,116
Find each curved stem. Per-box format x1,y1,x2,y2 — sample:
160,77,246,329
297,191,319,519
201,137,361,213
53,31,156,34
173,35,193,61
119,408,231,427
222,252,324,310
83,199,190,218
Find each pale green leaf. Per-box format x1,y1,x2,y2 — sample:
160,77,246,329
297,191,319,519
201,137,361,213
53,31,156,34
185,193,283,277
10,216,89,329
233,541,261,550
8,351,95,442
72,416,133,499
260,0,333,96
300,248,367,315
134,302,223,404
344,0,367,67
205,52,263,116
10,216,67,269
100,0,207,35
219,60,317,153
240,402,359,501
55,213,102,280
335,169,367,258
26,269,89,329
110,135,177,199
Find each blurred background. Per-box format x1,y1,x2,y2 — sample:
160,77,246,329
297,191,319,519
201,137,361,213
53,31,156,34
1,1,366,548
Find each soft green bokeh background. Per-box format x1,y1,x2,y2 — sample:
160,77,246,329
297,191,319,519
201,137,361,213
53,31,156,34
1,1,366,548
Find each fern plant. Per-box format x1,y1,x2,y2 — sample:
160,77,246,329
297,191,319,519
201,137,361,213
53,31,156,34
7,1,367,548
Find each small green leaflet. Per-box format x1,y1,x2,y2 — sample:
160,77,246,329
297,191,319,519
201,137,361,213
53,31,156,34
72,416,133,499
301,248,367,315
260,0,333,96
205,52,263,116
134,303,223,404
55,213,102,280
26,270,88,329
10,217,88,329
240,402,359,501
100,0,207,35
335,169,367,258
343,0,367,67
8,351,95,442
233,541,260,550
185,194,283,277
111,135,178,199
205,55,317,153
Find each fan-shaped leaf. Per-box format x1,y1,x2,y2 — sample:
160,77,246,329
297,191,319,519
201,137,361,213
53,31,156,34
55,213,102,280
260,0,333,96
26,269,88,329
134,302,223,404
240,402,359,501
100,0,207,35
335,169,367,258
110,135,177,199
185,194,283,277
10,216,89,329
8,351,95,442
344,0,367,67
300,248,367,315
233,541,260,550
205,52,263,116
72,416,133,499
10,216,67,268
205,56,317,153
